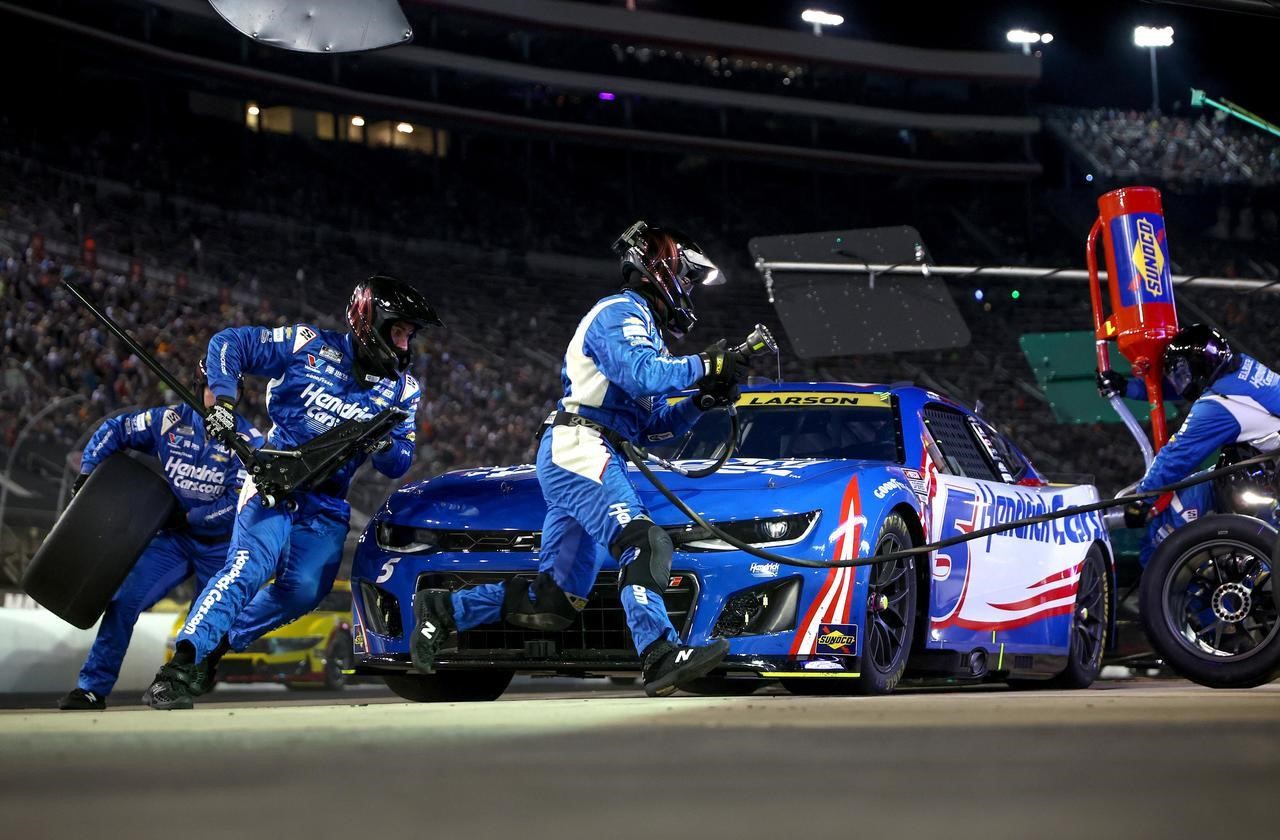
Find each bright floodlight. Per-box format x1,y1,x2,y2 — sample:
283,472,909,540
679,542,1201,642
1134,26,1174,48
1040,32,1054,44
1006,29,1041,44
395,122,414,134
801,9,844,27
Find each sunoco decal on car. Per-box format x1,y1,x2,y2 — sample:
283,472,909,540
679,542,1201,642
814,623,858,655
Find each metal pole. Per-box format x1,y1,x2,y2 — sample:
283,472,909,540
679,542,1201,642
0,393,86,559
1149,46,1159,112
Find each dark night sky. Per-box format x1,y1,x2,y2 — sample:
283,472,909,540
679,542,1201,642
587,1,1279,114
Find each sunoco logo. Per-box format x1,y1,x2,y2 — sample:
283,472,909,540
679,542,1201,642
1130,217,1166,298
817,630,856,650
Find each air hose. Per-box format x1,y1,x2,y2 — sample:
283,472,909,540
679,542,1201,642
623,441,1279,571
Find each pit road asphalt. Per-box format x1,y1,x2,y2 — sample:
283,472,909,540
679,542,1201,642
1,678,1276,840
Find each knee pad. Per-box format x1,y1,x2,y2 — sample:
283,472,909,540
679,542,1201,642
611,519,673,594
501,573,584,632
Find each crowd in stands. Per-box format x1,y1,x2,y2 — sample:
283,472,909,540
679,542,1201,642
5,101,1280,533
1052,107,1280,187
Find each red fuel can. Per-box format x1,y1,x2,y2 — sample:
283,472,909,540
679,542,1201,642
1087,186,1179,448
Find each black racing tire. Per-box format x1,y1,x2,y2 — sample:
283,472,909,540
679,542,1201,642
1139,515,1280,689
677,676,761,696
323,633,353,690
784,514,918,696
383,670,515,702
21,453,176,629
854,513,917,695
1046,543,1111,689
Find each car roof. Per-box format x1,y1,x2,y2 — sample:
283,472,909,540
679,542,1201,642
734,380,961,407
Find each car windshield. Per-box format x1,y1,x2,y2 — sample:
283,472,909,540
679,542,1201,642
656,397,900,462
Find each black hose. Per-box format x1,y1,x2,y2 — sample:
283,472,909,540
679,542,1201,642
624,443,1279,570
629,410,739,479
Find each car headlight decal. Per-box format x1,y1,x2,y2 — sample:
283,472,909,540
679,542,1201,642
377,521,441,554
671,511,819,552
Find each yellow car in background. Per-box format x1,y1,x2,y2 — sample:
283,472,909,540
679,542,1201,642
166,580,355,690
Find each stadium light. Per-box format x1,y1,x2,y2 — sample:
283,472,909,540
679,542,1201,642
801,9,844,36
396,122,414,134
1006,29,1051,55
1134,26,1174,112
350,115,365,127
247,104,260,116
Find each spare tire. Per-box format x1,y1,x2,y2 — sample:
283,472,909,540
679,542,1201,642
22,453,176,628
1139,514,1280,689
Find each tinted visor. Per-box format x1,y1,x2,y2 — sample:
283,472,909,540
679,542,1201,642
1165,357,1196,398
678,246,722,290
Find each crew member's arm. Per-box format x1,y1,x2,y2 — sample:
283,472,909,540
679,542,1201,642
205,324,318,400
586,302,704,399
1135,399,1240,493
185,423,264,538
370,376,420,479
639,395,704,443
79,407,165,475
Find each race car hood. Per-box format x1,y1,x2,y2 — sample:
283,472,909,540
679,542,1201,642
381,458,874,531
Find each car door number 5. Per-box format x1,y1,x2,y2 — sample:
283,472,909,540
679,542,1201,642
376,557,401,584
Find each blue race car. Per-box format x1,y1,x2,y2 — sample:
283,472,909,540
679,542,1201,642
351,382,1115,700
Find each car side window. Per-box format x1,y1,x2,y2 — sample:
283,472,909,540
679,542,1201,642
921,404,1001,482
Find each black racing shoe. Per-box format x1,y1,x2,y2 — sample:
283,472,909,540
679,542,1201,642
410,589,456,675
142,662,199,710
58,688,106,711
642,638,730,697
189,659,218,697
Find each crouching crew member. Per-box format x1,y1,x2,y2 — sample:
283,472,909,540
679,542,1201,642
411,222,745,696
1099,324,1280,563
59,362,262,710
144,275,441,709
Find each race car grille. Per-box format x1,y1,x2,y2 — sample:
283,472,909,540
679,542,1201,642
416,571,699,656
439,531,541,552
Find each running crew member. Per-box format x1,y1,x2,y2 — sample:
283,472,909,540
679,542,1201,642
144,275,441,709
1099,324,1280,562
411,222,745,696
59,362,262,710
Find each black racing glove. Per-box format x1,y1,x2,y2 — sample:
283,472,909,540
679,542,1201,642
203,397,239,447
1096,369,1127,400
71,473,88,498
697,340,746,389
1123,498,1153,529
696,381,740,411
363,436,392,456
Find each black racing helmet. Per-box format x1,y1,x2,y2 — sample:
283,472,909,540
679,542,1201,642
1162,323,1240,401
347,275,443,380
614,220,723,339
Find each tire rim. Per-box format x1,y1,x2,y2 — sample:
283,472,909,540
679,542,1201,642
1161,538,1278,662
1072,552,1108,672
865,533,912,674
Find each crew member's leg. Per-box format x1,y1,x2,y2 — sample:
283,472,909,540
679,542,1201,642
226,500,348,649
69,533,191,706
175,495,290,661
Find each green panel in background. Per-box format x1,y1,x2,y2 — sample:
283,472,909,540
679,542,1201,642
1018,331,1180,425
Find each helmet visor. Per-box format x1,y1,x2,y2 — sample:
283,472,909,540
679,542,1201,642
679,246,723,290
1165,356,1196,398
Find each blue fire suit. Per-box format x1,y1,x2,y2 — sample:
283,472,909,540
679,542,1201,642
450,290,707,654
76,404,262,697
177,324,419,660
1132,354,1280,564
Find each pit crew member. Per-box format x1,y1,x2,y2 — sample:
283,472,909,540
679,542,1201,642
411,222,745,696
1098,323,1280,563
144,275,440,709
59,362,262,710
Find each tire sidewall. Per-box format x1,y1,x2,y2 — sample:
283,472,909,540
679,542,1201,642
1139,514,1280,689
1050,543,1110,689
856,513,917,695
324,632,353,690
